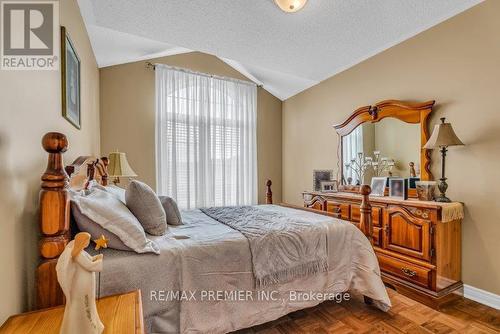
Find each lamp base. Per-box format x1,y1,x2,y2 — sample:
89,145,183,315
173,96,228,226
436,177,451,203
435,195,451,203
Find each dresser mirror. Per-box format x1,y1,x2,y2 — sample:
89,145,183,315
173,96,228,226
334,100,435,190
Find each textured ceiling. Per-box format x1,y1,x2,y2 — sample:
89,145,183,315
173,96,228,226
78,0,482,100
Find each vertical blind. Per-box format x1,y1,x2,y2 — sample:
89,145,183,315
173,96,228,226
155,65,258,209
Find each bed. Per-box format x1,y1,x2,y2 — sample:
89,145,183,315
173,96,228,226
36,132,391,333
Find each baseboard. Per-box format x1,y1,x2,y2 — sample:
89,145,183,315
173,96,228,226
463,284,500,310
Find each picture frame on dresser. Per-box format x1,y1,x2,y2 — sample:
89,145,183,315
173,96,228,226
313,170,333,191
370,177,387,196
320,180,338,192
389,178,408,200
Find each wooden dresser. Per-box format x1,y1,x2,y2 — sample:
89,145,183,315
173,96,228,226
303,191,463,309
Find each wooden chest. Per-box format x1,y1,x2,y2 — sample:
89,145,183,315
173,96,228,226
303,191,463,309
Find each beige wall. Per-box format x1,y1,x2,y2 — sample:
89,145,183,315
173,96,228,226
283,0,500,294
0,0,100,322
100,52,282,204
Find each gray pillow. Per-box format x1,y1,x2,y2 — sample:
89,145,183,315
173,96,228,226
126,180,167,235
159,196,183,225
72,205,132,251
71,188,160,254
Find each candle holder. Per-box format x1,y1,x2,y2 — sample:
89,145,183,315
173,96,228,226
345,151,395,185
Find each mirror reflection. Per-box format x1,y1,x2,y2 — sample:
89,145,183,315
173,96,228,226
342,118,420,185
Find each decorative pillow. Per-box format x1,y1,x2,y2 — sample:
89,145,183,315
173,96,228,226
126,180,167,235
159,196,183,225
71,205,132,251
71,188,160,254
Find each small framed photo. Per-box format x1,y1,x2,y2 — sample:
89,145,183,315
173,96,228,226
313,170,333,191
61,26,81,129
389,178,408,199
370,177,387,196
320,180,338,193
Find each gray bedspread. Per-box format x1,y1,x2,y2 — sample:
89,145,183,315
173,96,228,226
95,205,391,334
200,206,328,287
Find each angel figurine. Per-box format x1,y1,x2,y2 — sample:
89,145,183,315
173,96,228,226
56,232,104,334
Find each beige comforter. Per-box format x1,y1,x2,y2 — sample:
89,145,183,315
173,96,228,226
96,205,391,334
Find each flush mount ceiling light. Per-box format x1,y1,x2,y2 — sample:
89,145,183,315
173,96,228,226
274,0,308,13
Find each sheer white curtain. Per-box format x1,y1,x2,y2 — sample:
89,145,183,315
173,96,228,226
342,126,363,184
156,65,258,209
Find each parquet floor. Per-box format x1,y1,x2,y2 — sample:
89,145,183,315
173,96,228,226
234,289,500,333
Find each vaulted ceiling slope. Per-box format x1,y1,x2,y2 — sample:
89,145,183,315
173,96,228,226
78,0,483,100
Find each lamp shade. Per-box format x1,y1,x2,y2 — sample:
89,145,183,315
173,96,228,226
274,0,308,13
424,118,464,149
107,152,137,177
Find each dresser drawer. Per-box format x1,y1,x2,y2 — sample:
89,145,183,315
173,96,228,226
377,253,432,289
372,226,382,247
351,205,381,226
326,201,350,220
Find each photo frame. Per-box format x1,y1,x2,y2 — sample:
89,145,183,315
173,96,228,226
61,26,81,129
320,180,338,193
313,170,333,191
370,177,387,196
389,178,408,200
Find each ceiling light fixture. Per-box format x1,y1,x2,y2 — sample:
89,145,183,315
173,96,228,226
274,0,308,13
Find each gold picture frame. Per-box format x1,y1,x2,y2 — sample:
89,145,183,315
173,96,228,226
61,26,81,129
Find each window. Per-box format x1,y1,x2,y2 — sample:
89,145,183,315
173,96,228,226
342,125,363,184
156,65,257,209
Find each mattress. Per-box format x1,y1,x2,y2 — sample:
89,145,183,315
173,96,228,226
94,205,391,333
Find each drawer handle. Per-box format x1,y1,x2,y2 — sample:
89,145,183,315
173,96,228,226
401,268,417,277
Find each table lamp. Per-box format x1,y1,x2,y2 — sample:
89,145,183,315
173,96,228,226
423,118,464,202
107,151,137,185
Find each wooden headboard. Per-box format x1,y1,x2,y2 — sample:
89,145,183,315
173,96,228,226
36,132,109,309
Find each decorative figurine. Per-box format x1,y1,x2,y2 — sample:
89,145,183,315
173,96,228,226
93,234,109,300
56,232,104,334
409,162,416,177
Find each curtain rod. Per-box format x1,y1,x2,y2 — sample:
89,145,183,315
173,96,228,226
146,62,262,88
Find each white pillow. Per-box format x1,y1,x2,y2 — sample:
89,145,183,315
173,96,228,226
71,188,160,254
94,184,126,204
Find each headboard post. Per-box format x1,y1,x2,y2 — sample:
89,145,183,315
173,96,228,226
36,132,70,309
359,185,373,245
266,180,273,204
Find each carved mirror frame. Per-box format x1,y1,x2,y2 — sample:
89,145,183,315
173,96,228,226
334,100,435,186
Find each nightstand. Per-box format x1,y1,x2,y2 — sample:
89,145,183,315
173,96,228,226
0,290,144,334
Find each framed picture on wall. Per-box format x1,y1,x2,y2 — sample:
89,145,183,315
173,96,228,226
313,170,333,191
61,26,81,129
